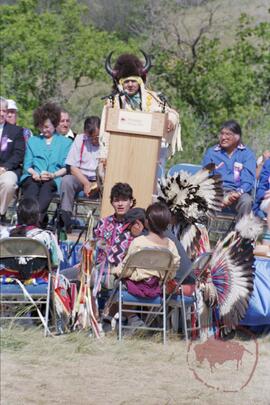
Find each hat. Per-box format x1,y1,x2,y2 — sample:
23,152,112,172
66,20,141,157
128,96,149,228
105,51,152,83
124,208,146,224
7,99,18,111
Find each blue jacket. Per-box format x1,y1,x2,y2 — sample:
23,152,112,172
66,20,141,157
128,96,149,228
20,133,72,191
253,159,270,215
202,143,256,193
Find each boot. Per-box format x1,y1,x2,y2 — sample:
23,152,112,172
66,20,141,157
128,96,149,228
60,210,73,233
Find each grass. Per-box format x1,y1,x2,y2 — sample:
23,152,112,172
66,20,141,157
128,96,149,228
1,324,270,405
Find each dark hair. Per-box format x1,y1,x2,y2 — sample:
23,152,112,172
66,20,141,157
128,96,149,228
84,116,101,134
220,120,242,137
124,208,146,225
110,182,135,204
146,202,171,236
17,198,40,226
33,102,61,128
60,109,69,115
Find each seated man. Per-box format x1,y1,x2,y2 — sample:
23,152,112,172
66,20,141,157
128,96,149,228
202,119,256,221
99,51,182,169
56,109,76,140
0,97,25,224
254,158,270,231
60,116,100,231
6,98,32,142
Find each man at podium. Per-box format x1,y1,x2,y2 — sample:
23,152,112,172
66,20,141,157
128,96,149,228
99,51,182,168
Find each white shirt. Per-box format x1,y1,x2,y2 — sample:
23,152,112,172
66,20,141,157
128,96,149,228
65,133,100,178
0,124,4,143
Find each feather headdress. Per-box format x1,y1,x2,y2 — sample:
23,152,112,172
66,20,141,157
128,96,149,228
199,214,263,330
159,164,224,255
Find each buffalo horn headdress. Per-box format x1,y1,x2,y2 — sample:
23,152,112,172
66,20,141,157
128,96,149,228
105,50,152,83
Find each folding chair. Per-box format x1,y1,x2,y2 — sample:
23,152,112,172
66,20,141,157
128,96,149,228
167,252,212,341
167,163,202,177
0,237,55,336
207,210,236,247
117,247,175,344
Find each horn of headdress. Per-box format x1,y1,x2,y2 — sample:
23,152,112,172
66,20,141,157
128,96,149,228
140,49,152,75
105,51,116,78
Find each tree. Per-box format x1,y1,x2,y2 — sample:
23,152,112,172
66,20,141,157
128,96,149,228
0,0,136,128
151,13,270,163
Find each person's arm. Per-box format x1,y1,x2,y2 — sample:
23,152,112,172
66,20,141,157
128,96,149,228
165,229,193,282
255,161,270,203
238,149,256,194
201,148,213,168
23,139,39,179
256,151,270,179
167,240,180,280
70,166,94,196
98,105,110,162
3,128,25,171
51,137,72,179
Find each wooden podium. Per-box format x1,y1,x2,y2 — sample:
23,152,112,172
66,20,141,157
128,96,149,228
101,108,167,217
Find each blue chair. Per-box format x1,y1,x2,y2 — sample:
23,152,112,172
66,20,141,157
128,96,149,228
0,237,55,336
167,163,202,177
117,247,176,344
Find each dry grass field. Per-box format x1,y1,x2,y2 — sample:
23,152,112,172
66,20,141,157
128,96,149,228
1,326,270,405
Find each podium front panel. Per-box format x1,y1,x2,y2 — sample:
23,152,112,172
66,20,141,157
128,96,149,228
101,131,160,217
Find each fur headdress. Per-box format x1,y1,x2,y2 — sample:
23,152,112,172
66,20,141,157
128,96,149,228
105,50,152,83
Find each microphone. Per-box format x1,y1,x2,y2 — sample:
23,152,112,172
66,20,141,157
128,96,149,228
157,92,168,105
100,90,119,100
100,88,127,100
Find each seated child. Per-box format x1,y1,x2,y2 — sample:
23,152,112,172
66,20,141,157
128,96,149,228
9,197,63,268
113,202,180,297
93,182,135,292
111,202,180,328
124,207,147,237
125,207,194,283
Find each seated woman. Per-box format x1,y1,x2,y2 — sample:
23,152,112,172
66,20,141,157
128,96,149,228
254,158,270,231
20,103,72,228
9,197,63,269
112,202,180,327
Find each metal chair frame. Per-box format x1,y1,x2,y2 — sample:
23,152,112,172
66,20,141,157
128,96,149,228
117,247,176,344
0,237,55,336
167,252,212,341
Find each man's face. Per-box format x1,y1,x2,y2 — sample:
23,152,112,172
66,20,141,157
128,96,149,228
57,112,71,135
40,119,55,138
6,109,17,125
0,103,7,125
219,128,240,151
87,128,99,147
123,80,140,96
112,197,133,217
